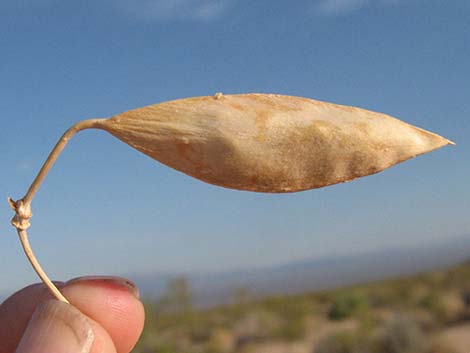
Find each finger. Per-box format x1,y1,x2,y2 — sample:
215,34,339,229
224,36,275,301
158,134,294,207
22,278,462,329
0,282,65,353
15,300,95,353
84,314,118,353
15,299,117,353
62,276,144,353
0,277,144,353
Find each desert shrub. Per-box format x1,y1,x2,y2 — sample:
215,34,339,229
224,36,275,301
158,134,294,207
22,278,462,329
419,292,448,324
314,330,368,353
275,315,306,341
280,301,311,340
233,308,282,340
328,293,369,321
420,290,466,324
461,287,470,306
258,297,312,340
419,292,441,311
158,277,192,314
373,314,428,353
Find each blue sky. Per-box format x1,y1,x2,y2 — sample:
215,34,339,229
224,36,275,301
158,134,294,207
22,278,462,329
1,0,469,294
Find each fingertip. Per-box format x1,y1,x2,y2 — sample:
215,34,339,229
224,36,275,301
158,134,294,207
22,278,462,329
62,277,145,353
0,277,144,353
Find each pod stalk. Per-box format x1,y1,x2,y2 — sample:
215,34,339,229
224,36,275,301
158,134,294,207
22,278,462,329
8,118,105,303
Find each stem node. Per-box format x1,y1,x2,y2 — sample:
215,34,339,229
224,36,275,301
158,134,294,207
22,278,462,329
8,197,32,230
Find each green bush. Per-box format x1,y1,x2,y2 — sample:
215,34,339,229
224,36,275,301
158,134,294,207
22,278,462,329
328,293,369,321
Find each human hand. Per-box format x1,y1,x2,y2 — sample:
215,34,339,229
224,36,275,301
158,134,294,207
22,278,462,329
0,276,145,353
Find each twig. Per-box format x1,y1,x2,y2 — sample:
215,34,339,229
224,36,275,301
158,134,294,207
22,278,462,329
9,118,105,302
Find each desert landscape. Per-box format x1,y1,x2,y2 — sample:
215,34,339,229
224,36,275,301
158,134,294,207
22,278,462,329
133,261,470,353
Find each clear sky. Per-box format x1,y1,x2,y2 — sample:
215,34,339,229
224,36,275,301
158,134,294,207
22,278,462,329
1,0,469,294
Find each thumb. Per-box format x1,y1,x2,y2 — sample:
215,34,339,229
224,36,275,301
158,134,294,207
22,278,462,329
15,300,95,353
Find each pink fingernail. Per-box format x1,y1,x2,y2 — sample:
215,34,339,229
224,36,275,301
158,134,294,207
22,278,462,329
66,276,140,299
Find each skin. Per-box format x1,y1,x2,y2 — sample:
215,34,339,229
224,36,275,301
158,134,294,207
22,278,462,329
0,277,145,353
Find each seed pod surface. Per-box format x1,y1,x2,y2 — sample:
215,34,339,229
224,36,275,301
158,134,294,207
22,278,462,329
95,94,453,192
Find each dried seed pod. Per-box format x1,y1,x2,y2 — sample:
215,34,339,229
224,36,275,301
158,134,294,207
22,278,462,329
9,92,454,304
94,93,453,192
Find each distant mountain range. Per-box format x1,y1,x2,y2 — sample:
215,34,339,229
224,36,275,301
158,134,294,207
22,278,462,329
131,234,470,307
2,234,469,306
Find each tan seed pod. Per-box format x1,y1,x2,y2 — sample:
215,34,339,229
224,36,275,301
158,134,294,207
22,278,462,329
94,93,454,193
9,92,454,304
